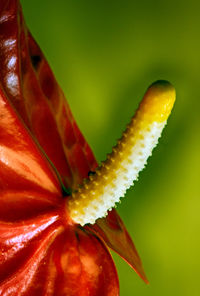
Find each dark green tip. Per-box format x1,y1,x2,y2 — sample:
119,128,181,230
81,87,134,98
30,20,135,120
150,80,174,91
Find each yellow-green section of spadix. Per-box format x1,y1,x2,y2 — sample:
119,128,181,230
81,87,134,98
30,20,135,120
136,80,175,124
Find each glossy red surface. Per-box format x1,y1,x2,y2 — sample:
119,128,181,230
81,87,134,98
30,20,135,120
0,0,147,294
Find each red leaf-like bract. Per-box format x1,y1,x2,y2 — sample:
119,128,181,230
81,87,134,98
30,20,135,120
0,0,147,294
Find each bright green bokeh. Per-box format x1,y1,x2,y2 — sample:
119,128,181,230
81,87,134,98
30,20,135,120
21,1,200,295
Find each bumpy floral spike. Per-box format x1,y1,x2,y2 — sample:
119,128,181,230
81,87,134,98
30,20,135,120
68,80,176,226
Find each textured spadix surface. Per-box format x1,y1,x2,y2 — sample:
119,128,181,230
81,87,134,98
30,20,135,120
68,81,175,226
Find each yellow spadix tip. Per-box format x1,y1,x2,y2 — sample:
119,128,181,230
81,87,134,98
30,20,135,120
139,80,176,123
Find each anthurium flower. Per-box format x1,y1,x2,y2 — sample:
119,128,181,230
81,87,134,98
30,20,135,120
0,0,175,295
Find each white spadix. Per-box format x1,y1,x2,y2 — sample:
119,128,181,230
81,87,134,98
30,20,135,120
68,80,176,226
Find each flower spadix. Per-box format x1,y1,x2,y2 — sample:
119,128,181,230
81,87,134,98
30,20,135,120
68,80,175,226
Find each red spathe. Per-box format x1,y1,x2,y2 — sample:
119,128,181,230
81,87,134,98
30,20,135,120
0,0,147,295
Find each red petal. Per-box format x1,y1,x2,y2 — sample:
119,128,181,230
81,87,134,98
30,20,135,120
27,33,98,187
0,87,62,220
0,0,147,285
0,216,119,295
0,0,97,188
0,211,65,295
0,212,62,282
87,210,148,283
49,228,119,296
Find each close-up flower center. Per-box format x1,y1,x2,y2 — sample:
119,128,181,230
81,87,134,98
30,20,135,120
0,1,177,295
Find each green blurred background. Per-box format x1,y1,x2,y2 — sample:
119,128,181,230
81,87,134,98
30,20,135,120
21,1,200,295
